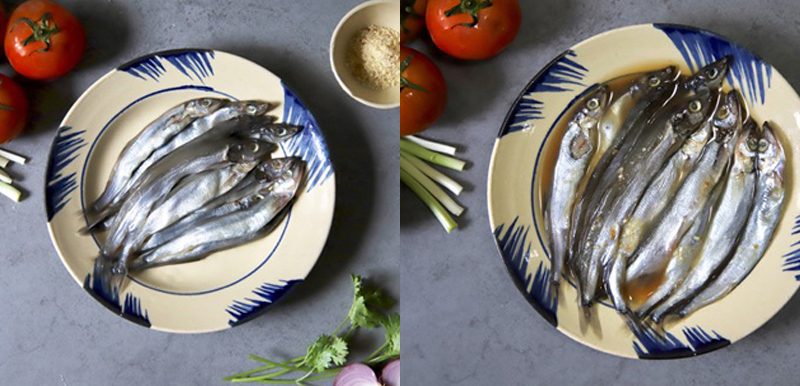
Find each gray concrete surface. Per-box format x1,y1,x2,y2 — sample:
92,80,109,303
0,1,398,385
402,1,800,385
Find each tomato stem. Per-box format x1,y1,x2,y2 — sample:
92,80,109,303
444,0,492,28
400,54,428,92
15,12,60,52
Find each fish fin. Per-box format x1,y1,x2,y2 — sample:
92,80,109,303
80,208,116,234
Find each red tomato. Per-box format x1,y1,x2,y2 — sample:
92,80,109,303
426,0,521,60
0,74,29,143
401,0,428,44
5,0,85,80
400,47,446,136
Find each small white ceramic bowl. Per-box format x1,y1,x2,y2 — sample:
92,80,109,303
330,0,400,109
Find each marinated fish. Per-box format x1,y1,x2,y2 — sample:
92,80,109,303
675,122,785,318
546,85,609,288
624,92,741,312
578,86,719,308
644,120,755,320
568,66,681,292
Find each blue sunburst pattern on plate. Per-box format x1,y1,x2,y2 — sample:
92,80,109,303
632,327,694,359
46,126,86,221
654,24,772,105
226,279,303,326
119,49,216,83
499,50,587,137
494,217,557,326
781,215,800,279
682,326,731,354
632,325,729,359
282,85,333,192
83,273,151,327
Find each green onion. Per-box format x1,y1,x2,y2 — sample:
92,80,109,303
400,152,463,195
0,169,11,184
404,135,457,155
0,156,9,169
400,156,463,216
401,168,457,233
400,139,466,171
0,148,26,165
0,181,21,202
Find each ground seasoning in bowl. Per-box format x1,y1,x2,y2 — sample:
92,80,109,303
346,24,399,90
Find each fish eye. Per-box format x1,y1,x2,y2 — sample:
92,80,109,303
747,137,759,151
248,142,260,152
647,76,661,87
716,106,730,119
688,100,702,112
758,139,769,152
275,126,287,136
201,99,212,107
708,67,719,79
586,98,600,110
245,104,259,115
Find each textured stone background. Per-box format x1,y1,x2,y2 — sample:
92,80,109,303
402,0,800,385
0,1,398,384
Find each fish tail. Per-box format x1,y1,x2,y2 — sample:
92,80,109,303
91,253,118,298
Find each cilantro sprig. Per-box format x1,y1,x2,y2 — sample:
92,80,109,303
225,275,399,385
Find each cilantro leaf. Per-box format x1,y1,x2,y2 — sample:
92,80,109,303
346,275,390,329
382,312,400,358
301,335,349,373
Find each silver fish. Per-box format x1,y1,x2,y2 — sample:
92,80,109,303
90,98,228,216
646,119,755,321
121,101,275,193
624,92,741,312
95,138,273,293
546,85,610,289
90,100,278,223
675,122,785,318
123,158,261,254
141,157,297,250
129,158,306,271
568,66,680,290
605,98,719,315
577,86,719,308
633,175,721,318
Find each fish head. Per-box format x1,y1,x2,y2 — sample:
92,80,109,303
575,85,611,129
246,122,303,143
685,57,731,91
670,89,718,136
634,66,681,94
254,157,306,196
735,120,758,173
186,98,227,116
236,100,278,117
757,122,785,175
711,91,743,142
227,139,273,163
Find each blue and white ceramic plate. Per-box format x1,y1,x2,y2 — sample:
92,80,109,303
488,24,799,358
45,49,335,333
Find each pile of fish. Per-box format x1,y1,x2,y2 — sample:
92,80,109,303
545,57,786,333
85,97,306,294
